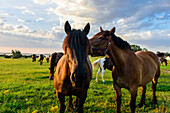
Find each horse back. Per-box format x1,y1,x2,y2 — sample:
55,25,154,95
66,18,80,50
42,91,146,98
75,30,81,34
136,51,160,85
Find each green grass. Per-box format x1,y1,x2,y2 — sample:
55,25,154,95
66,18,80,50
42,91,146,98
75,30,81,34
0,57,169,113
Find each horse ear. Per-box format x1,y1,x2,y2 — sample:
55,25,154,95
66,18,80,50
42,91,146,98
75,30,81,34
64,21,71,34
83,23,90,35
100,27,104,32
109,27,116,35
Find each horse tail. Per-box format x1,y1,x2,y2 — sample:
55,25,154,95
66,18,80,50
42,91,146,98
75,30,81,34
92,58,100,69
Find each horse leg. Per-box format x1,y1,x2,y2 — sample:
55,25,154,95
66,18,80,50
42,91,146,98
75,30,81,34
77,92,87,113
57,92,65,113
137,85,146,108
102,69,105,82
152,77,158,104
68,95,73,111
130,88,138,113
96,68,101,82
74,96,79,109
114,83,121,113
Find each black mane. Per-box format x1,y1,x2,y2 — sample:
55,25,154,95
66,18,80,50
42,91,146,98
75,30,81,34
112,34,132,51
63,29,89,59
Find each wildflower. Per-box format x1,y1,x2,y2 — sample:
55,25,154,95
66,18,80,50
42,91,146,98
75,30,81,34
32,110,38,113
50,106,58,111
4,90,9,93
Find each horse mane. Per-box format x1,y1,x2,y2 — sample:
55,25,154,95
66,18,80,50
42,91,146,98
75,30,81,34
63,29,89,59
112,34,133,51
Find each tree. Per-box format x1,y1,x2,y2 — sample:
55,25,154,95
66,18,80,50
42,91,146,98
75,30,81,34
142,48,148,51
131,45,142,52
11,50,22,58
165,52,170,56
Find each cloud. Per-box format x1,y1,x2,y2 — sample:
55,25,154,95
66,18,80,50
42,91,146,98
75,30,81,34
22,9,36,15
35,18,44,22
0,23,61,39
15,6,36,15
1,0,170,53
17,18,25,22
15,6,27,10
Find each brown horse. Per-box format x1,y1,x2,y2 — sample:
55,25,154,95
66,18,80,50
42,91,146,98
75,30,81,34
32,54,36,62
89,27,160,113
38,54,44,65
54,21,92,113
160,57,167,66
49,52,64,80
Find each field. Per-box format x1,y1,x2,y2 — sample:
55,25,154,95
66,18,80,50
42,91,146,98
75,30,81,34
0,57,170,113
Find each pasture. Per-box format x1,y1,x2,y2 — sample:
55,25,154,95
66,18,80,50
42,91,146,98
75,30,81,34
0,57,169,113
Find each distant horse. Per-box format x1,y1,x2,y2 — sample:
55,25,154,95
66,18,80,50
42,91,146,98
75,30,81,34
54,21,92,113
38,54,44,65
32,54,36,62
49,52,64,80
92,57,113,82
89,27,160,113
46,55,50,63
160,57,167,66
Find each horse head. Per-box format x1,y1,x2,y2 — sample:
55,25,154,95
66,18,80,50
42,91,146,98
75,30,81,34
89,27,115,56
63,21,91,88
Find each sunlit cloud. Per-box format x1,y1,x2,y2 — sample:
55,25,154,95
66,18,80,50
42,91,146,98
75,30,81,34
0,0,170,53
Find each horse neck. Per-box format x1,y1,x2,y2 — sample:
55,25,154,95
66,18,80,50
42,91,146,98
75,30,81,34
106,43,133,71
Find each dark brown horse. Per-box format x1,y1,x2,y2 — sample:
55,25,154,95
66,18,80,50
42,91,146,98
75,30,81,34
38,54,44,65
32,54,36,62
49,52,64,80
54,21,92,113
160,57,167,66
89,27,160,113
46,55,50,63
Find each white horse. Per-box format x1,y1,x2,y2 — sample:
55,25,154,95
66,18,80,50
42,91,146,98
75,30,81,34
92,57,113,82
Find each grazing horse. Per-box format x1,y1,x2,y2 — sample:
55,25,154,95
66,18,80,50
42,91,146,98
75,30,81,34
92,57,113,82
160,57,167,66
38,54,44,65
46,55,50,63
89,27,160,113
49,52,64,80
32,54,36,62
54,21,92,113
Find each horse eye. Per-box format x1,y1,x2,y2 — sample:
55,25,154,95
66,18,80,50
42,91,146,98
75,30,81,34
99,36,103,39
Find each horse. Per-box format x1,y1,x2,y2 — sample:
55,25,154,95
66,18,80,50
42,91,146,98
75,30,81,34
160,57,167,66
92,57,113,82
32,54,36,62
89,27,160,113
54,21,92,113
49,52,64,80
46,55,50,63
38,54,44,65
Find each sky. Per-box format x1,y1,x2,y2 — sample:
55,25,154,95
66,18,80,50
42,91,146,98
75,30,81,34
0,0,170,54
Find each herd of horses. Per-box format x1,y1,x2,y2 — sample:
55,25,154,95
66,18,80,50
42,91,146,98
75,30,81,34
31,21,164,113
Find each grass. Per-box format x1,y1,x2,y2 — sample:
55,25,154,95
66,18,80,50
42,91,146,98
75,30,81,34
0,57,169,113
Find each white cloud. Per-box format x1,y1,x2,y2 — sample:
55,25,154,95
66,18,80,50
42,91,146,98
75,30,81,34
1,13,9,16
17,18,25,22
22,10,36,15
35,18,44,22
15,6,27,10
123,31,152,40
0,23,58,39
